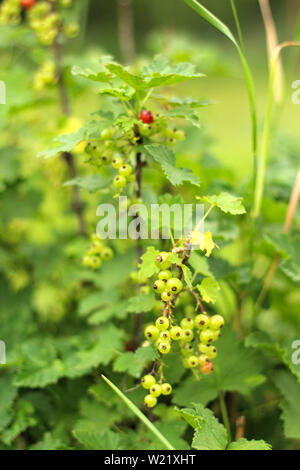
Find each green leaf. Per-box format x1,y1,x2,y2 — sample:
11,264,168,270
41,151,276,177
15,340,64,388
138,246,160,280
180,403,227,450
173,329,265,407
228,438,272,450
1,399,37,445
273,370,300,440
127,294,155,313
188,252,213,277
72,65,112,82
105,63,146,90
30,433,70,450
113,346,158,378
98,87,134,101
73,428,124,450
160,105,201,128
200,192,246,215
0,373,18,433
101,375,175,450
197,277,220,303
64,175,111,192
145,144,200,187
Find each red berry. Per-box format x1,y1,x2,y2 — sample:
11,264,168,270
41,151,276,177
140,110,153,124
200,361,214,375
21,0,36,9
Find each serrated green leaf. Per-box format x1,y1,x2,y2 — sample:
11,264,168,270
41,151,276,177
188,252,213,277
200,192,246,215
273,370,300,440
1,399,37,445
105,63,146,90
127,294,155,313
185,403,227,450
145,144,200,187
228,438,271,450
138,246,160,280
73,428,124,450
113,346,158,378
71,65,112,82
0,373,18,433
197,277,220,303
64,175,110,192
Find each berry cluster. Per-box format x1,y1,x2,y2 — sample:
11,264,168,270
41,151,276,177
0,0,79,45
82,234,113,270
140,248,224,408
33,60,57,91
139,110,186,148
141,374,172,408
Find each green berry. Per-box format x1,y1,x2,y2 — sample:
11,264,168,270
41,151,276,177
144,324,160,341
199,354,210,366
195,313,209,329
150,384,162,397
209,314,224,330
180,343,194,356
166,277,183,294
159,330,170,341
161,383,172,395
155,316,169,331
89,256,102,269
170,326,183,341
112,156,123,168
198,343,210,354
200,329,215,345
206,345,217,359
119,164,133,177
100,128,112,140
174,130,185,141
158,341,171,354
101,247,113,260
161,290,173,303
155,252,171,270
158,270,172,283
182,328,194,342
187,355,199,368
113,175,126,188
141,375,156,389
153,280,166,294
144,394,157,408
180,317,194,329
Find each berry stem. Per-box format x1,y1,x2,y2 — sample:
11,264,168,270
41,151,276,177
52,37,87,237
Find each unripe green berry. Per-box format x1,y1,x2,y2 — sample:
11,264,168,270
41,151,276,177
101,247,113,260
153,279,166,294
195,313,209,329
161,383,172,395
200,329,215,345
199,354,210,366
144,394,157,408
155,252,171,270
119,164,133,177
166,277,183,294
187,355,199,368
144,324,160,341
155,316,169,331
113,175,126,188
180,317,194,329
170,326,183,341
150,384,162,397
158,341,171,354
209,314,224,330
158,270,172,283
198,343,210,354
206,345,217,359
112,156,123,168
159,330,170,341
141,375,156,389
161,290,173,303
182,328,194,342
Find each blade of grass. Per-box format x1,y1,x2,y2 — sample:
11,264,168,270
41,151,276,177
101,374,175,450
183,0,257,205
253,41,300,218
230,0,245,54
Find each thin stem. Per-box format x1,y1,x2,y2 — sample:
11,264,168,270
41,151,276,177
253,41,300,219
52,39,86,237
230,0,245,54
117,0,136,64
219,390,231,443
